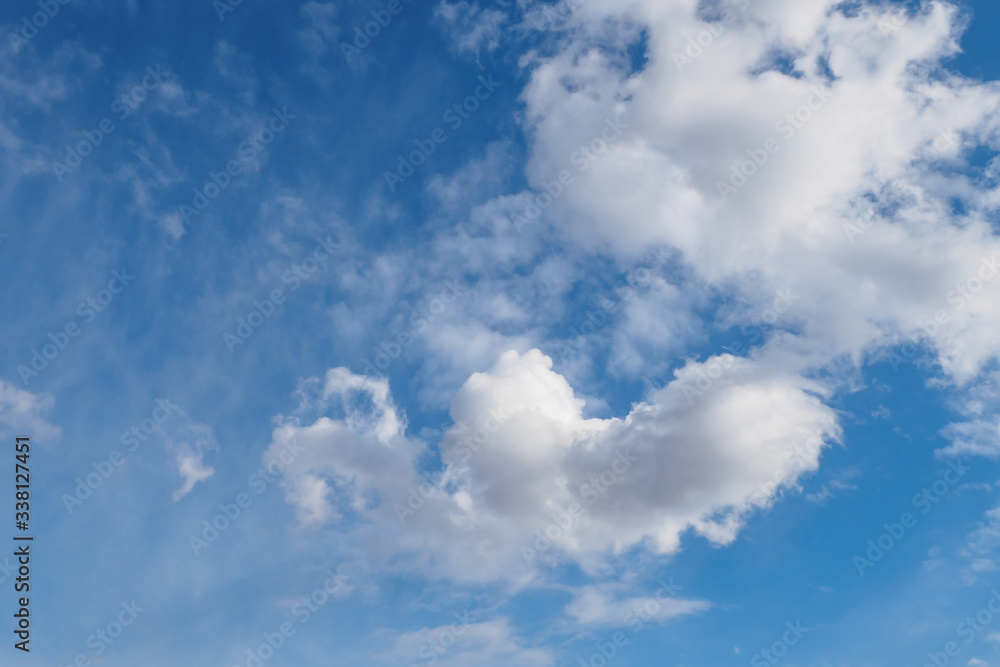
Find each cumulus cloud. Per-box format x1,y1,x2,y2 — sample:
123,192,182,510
478,0,1000,474
254,0,1000,640
263,367,420,524
509,1,999,376
264,349,839,583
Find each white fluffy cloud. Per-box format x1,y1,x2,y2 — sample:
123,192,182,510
265,0,999,619
265,349,839,583
501,0,1000,452
264,368,421,524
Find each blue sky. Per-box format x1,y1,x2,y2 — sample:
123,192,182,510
2,0,1000,665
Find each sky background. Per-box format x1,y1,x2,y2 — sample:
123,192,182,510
2,0,1000,666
